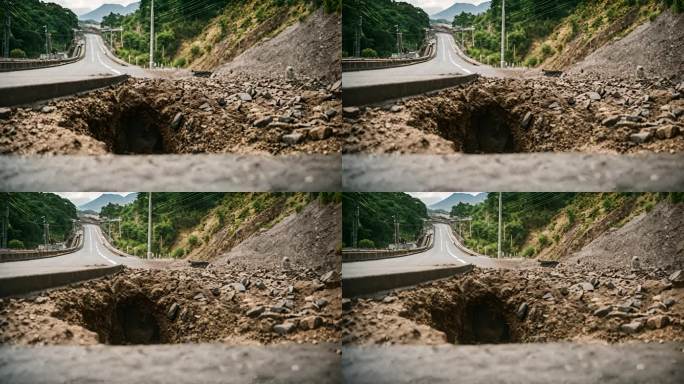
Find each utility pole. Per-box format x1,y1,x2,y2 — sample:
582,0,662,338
43,25,48,57
500,0,506,68
352,204,359,248
3,1,11,58
395,25,400,56
2,194,8,248
42,216,48,247
149,0,154,68
497,192,502,258
147,192,152,259
354,16,362,57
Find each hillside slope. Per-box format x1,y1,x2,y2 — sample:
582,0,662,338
214,8,340,83
568,9,684,80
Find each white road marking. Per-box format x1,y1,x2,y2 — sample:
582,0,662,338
446,37,473,74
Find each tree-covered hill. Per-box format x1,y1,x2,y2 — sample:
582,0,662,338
99,192,339,258
1,0,78,58
342,193,428,248
342,0,429,58
3,193,77,249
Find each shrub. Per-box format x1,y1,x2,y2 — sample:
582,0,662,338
525,56,539,67
538,234,550,248
174,57,187,67
171,247,185,258
9,48,26,58
190,44,202,58
540,43,555,58
8,239,24,249
522,246,536,257
188,235,199,248
361,48,378,58
358,239,375,249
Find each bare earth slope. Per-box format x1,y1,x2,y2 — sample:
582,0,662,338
566,201,684,271
214,201,341,273
570,10,684,81
215,9,341,83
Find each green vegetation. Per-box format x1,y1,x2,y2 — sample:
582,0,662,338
1,0,78,58
100,0,338,68
454,0,681,67
342,0,429,58
451,193,682,258
3,193,77,249
100,192,339,258
342,193,428,248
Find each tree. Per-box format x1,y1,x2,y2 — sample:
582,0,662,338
358,239,375,248
361,48,377,58
8,239,24,249
9,49,26,58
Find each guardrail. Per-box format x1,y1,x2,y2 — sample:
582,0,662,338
0,41,85,72
342,232,434,263
0,229,84,263
0,74,129,107
342,40,436,73
98,226,136,258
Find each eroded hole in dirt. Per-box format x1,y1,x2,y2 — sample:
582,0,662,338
430,292,517,345
80,294,168,345
434,102,520,154
86,103,174,154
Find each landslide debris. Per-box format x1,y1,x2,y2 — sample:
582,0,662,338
0,264,341,346
343,266,684,346
0,73,341,156
342,74,684,154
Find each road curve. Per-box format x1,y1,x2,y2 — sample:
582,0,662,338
0,34,149,89
342,223,498,279
0,224,145,279
342,33,501,89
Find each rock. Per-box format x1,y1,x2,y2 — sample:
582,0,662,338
253,116,273,128
631,256,640,270
210,287,220,296
330,80,342,92
286,66,295,80
199,103,211,111
343,107,360,118
587,92,601,101
193,293,205,300
664,298,676,308
314,298,329,309
646,315,670,329
270,306,289,313
604,280,616,289
342,298,352,310
237,93,252,102
382,296,396,304
668,270,684,287
273,322,296,335
630,130,653,144
579,282,594,291
167,303,180,320
516,302,528,320
34,296,48,304
548,102,560,109
0,107,12,119
171,112,184,130
324,108,338,119
41,106,56,113
217,98,227,107
636,66,645,78
655,125,679,140
246,306,265,318
282,132,305,145
390,105,404,113
278,116,295,124
593,306,612,317
231,283,246,292
299,316,323,330
542,292,554,300
309,126,333,141
601,116,620,127
620,320,644,334
521,112,533,128
320,270,337,284
590,277,600,288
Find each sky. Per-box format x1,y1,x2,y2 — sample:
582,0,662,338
408,192,481,206
52,0,134,14
405,0,489,14
55,192,132,207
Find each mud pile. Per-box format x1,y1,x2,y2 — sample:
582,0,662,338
0,73,341,156
343,266,684,346
342,75,684,155
0,264,341,346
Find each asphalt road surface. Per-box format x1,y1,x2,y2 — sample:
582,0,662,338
342,33,501,88
343,223,499,279
0,224,144,279
0,34,149,88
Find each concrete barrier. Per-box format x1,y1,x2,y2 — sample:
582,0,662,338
342,233,433,262
0,42,85,72
343,264,473,297
343,74,478,106
342,42,436,73
0,231,84,263
0,75,129,107
0,265,123,297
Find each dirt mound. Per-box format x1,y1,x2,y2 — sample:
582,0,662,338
569,10,684,81
344,266,684,346
0,73,341,156
566,201,684,271
0,265,341,346
214,201,341,274
215,9,341,84
343,75,684,154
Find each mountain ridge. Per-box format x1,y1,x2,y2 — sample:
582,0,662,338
431,1,491,20
78,193,138,213
79,2,140,22
429,193,488,211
